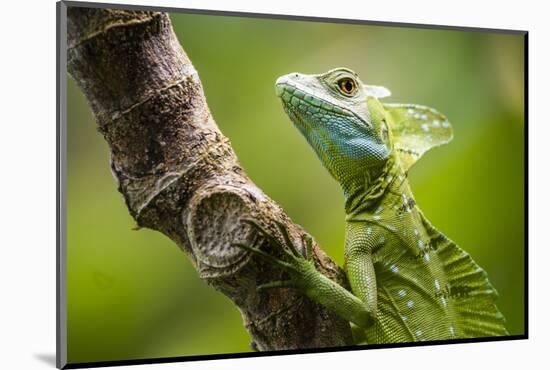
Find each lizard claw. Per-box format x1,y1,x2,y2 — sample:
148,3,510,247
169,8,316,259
235,218,319,293
256,279,295,291
301,233,314,260
241,217,309,261
274,220,306,258
231,242,294,271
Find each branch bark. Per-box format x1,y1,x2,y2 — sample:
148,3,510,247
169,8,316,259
66,7,353,350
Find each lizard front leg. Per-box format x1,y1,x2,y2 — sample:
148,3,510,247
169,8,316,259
344,222,378,320
234,219,375,329
344,222,380,342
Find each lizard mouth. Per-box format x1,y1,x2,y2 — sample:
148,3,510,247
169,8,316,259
275,80,352,119
283,104,311,131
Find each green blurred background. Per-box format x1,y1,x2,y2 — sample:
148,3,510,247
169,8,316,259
66,11,525,364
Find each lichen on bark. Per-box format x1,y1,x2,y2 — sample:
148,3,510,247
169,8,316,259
66,6,353,350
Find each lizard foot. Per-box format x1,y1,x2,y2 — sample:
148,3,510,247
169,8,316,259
232,218,316,291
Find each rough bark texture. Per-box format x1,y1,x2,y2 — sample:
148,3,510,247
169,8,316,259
67,7,353,350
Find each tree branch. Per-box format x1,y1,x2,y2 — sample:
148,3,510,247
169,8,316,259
66,7,353,350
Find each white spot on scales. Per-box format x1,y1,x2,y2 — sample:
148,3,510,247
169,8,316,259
407,300,414,308
390,265,399,273
398,289,407,297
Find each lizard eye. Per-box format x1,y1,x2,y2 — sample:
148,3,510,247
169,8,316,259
337,78,357,96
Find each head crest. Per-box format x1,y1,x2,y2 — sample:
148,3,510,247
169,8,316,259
383,103,453,171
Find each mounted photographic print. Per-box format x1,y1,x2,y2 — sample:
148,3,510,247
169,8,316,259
57,1,527,368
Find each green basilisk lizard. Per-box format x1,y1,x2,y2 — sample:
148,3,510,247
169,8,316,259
235,67,507,344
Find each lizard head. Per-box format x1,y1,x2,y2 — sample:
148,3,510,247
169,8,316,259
275,67,393,190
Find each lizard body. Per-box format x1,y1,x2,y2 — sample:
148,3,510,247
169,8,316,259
239,68,507,344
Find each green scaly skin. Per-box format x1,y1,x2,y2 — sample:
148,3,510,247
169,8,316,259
238,68,508,344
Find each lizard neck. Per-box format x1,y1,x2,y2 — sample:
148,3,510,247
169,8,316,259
343,155,403,219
